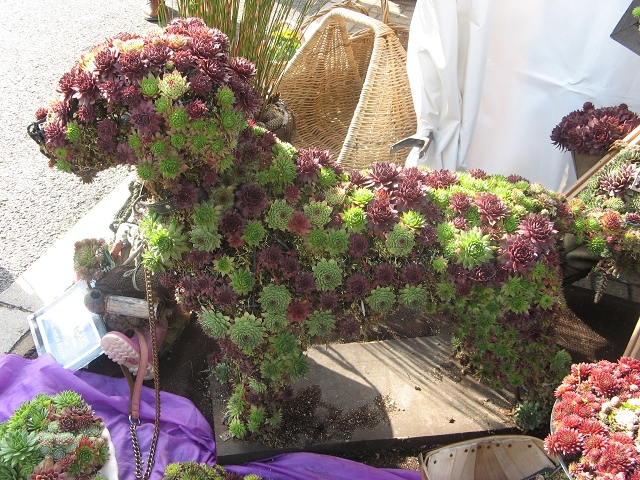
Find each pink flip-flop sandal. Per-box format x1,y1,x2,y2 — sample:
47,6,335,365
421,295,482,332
101,323,167,380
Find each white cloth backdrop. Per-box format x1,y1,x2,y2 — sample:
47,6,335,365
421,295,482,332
406,0,640,192
405,0,495,171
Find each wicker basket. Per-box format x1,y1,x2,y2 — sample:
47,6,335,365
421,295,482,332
278,7,416,171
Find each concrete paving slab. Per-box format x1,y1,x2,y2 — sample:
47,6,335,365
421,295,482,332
212,335,517,465
0,307,36,355
0,282,43,313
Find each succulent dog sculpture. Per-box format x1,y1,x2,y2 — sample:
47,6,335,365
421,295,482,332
31,18,576,437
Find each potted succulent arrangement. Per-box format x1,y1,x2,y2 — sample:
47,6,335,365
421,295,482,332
550,102,640,179
31,16,581,442
569,146,640,301
545,357,640,479
0,391,111,479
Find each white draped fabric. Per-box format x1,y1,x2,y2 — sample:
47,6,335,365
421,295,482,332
406,0,640,192
405,0,495,171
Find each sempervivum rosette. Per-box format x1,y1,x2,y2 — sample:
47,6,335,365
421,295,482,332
546,358,640,479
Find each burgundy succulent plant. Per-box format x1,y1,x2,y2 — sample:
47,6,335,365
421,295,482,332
287,211,313,236
294,272,316,295
235,183,268,217
348,234,369,258
365,162,402,191
475,192,510,225
551,102,640,156
295,147,323,184
400,263,425,286
499,234,538,272
345,273,370,300
374,263,395,286
258,245,284,270
366,199,399,236
517,214,558,252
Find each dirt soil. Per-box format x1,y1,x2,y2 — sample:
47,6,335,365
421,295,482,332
79,284,640,471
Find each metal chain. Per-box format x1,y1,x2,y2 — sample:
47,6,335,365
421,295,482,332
129,267,161,480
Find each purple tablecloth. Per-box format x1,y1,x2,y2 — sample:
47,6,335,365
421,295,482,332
0,354,420,480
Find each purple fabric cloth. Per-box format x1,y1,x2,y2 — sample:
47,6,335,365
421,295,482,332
226,454,422,480
0,354,421,480
0,353,216,479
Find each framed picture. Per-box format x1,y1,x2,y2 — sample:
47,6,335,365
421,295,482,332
28,280,107,370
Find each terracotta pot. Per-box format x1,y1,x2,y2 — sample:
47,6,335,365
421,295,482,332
571,151,602,179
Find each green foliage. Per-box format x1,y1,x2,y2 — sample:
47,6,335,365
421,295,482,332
265,200,293,231
271,332,297,356
349,188,375,206
304,202,332,227
436,222,455,244
319,167,337,188
193,201,220,227
190,226,222,252
399,285,428,309
342,206,367,232
326,229,350,255
242,221,266,247
514,402,544,431
452,227,493,268
306,310,335,336
285,350,310,379
260,354,286,381
0,392,108,478
259,284,292,313
262,313,289,333
308,229,327,250
247,406,267,433
213,256,234,275
550,349,572,374
312,259,343,291
229,268,255,295
0,430,40,469
386,225,415,256
141,214,190,271
401,210,426,230
366,287,396,312
229,313,265,352
212,363,231,383
199,309,231,338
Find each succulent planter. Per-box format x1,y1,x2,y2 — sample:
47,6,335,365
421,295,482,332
571,151,602,179
545,358,640,479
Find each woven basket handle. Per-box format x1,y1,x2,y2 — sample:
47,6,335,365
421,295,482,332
321,7,395,37
301,0,369,32
381,0,391,25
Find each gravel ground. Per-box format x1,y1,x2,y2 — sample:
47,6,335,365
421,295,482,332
0,0,161,292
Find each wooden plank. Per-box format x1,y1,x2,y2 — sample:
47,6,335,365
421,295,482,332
474,442,508,480
624,316,640,358
492,438,555,479
105,295,157,319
